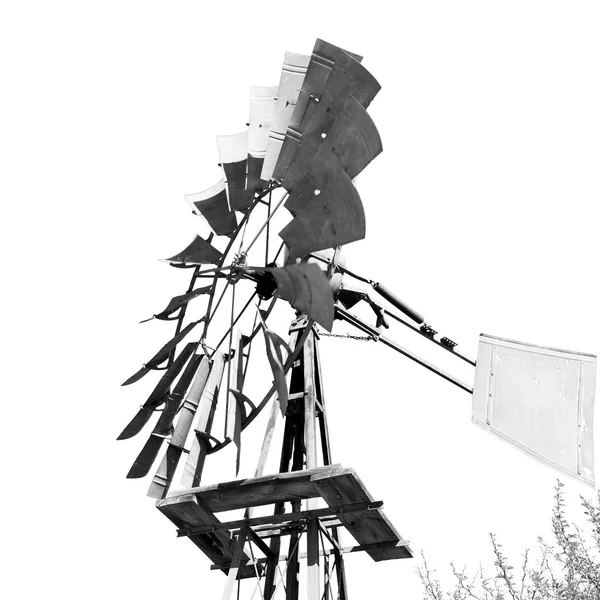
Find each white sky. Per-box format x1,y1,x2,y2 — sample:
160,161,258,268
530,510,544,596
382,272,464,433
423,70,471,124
2,1,600,598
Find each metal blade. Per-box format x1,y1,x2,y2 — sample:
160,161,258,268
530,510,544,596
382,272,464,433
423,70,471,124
261,52,310,181
258,311,292,416
185,180,238,237
118,342,198,440
284,95,382,191
217,131,252,212
291,39,362,127
280,170,365,261
126,353,203,478
226,330,245,474
225,330,245,441
163,235,223,266
247,86,278,192
272,40,353,181
260,263,334,331
121,320,203,386
181,351,225,488
145,285,212,322
147,356,211,498
275,40,378,183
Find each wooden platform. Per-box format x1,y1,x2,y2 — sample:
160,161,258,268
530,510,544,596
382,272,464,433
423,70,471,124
157,464,412,573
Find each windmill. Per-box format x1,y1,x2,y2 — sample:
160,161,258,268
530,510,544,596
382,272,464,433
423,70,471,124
118,39,597,599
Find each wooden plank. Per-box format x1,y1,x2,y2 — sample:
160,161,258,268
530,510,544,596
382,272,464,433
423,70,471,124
254,518,343,540
303,332,318,470
246,326,302,519
306,515,320,600
210,540,412,570
303,332,320,598
247,527,276,559
313,333,348,600
159,464,347,513
177,501,383,537
157,493,256,579
221,526,248,600
312,469,413,561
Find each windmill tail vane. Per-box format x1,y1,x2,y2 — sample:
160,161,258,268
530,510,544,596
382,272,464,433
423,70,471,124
118,38,597,599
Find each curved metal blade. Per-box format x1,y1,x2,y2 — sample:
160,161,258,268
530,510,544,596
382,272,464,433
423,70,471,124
293,39,363,123
217,131,252,212
226,329,245,474
147,356,211,499
261,263,334,331
121,319,204,386
118,342,198,440
314,95,382,180
257,309,292,414
275,41,379,183
317,52,380,111
261,52,310,181
182,351,225,488
142,285,212,322
284,95,382,191
280,170,365,263
126,353,203,478
185,180,238,237
163,235,223,266
247,86,278,192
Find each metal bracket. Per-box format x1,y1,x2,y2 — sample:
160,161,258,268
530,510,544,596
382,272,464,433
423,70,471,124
289,315,311,332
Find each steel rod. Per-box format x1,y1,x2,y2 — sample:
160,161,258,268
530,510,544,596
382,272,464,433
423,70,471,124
208,321,314,454
201,191,266,343
241,192,288,256
308,253,475,366
382,308,476,366
212,292,258,357
335,306,473,394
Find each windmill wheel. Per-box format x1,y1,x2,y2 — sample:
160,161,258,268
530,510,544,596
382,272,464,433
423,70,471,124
118,39,382,501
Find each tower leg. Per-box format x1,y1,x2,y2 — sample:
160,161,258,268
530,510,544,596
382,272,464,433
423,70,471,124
251,318,350,599
303,333,320,600
314,330,348,600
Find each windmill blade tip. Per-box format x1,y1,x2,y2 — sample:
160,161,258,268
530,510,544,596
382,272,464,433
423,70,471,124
126,468,147,479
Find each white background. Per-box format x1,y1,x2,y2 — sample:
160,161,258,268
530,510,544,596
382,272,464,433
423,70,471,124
2,1,599,598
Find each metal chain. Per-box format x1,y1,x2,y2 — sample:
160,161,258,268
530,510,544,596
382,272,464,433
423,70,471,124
317,329,374,342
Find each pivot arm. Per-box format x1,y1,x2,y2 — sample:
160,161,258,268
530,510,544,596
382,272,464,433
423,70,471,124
334,304,474,395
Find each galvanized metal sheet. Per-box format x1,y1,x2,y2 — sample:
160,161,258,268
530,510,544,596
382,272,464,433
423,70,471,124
248,86,278,157
472,334,596,486
275,44,379,184
273,39,362,181
217,131,251,211
163,235,223,265
185,179,238,237
290,39,362,135
262,262,334,331
217,131,248,164
247,86,277,192
280,170,365,261
261,52,310,181
283,95,382,191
